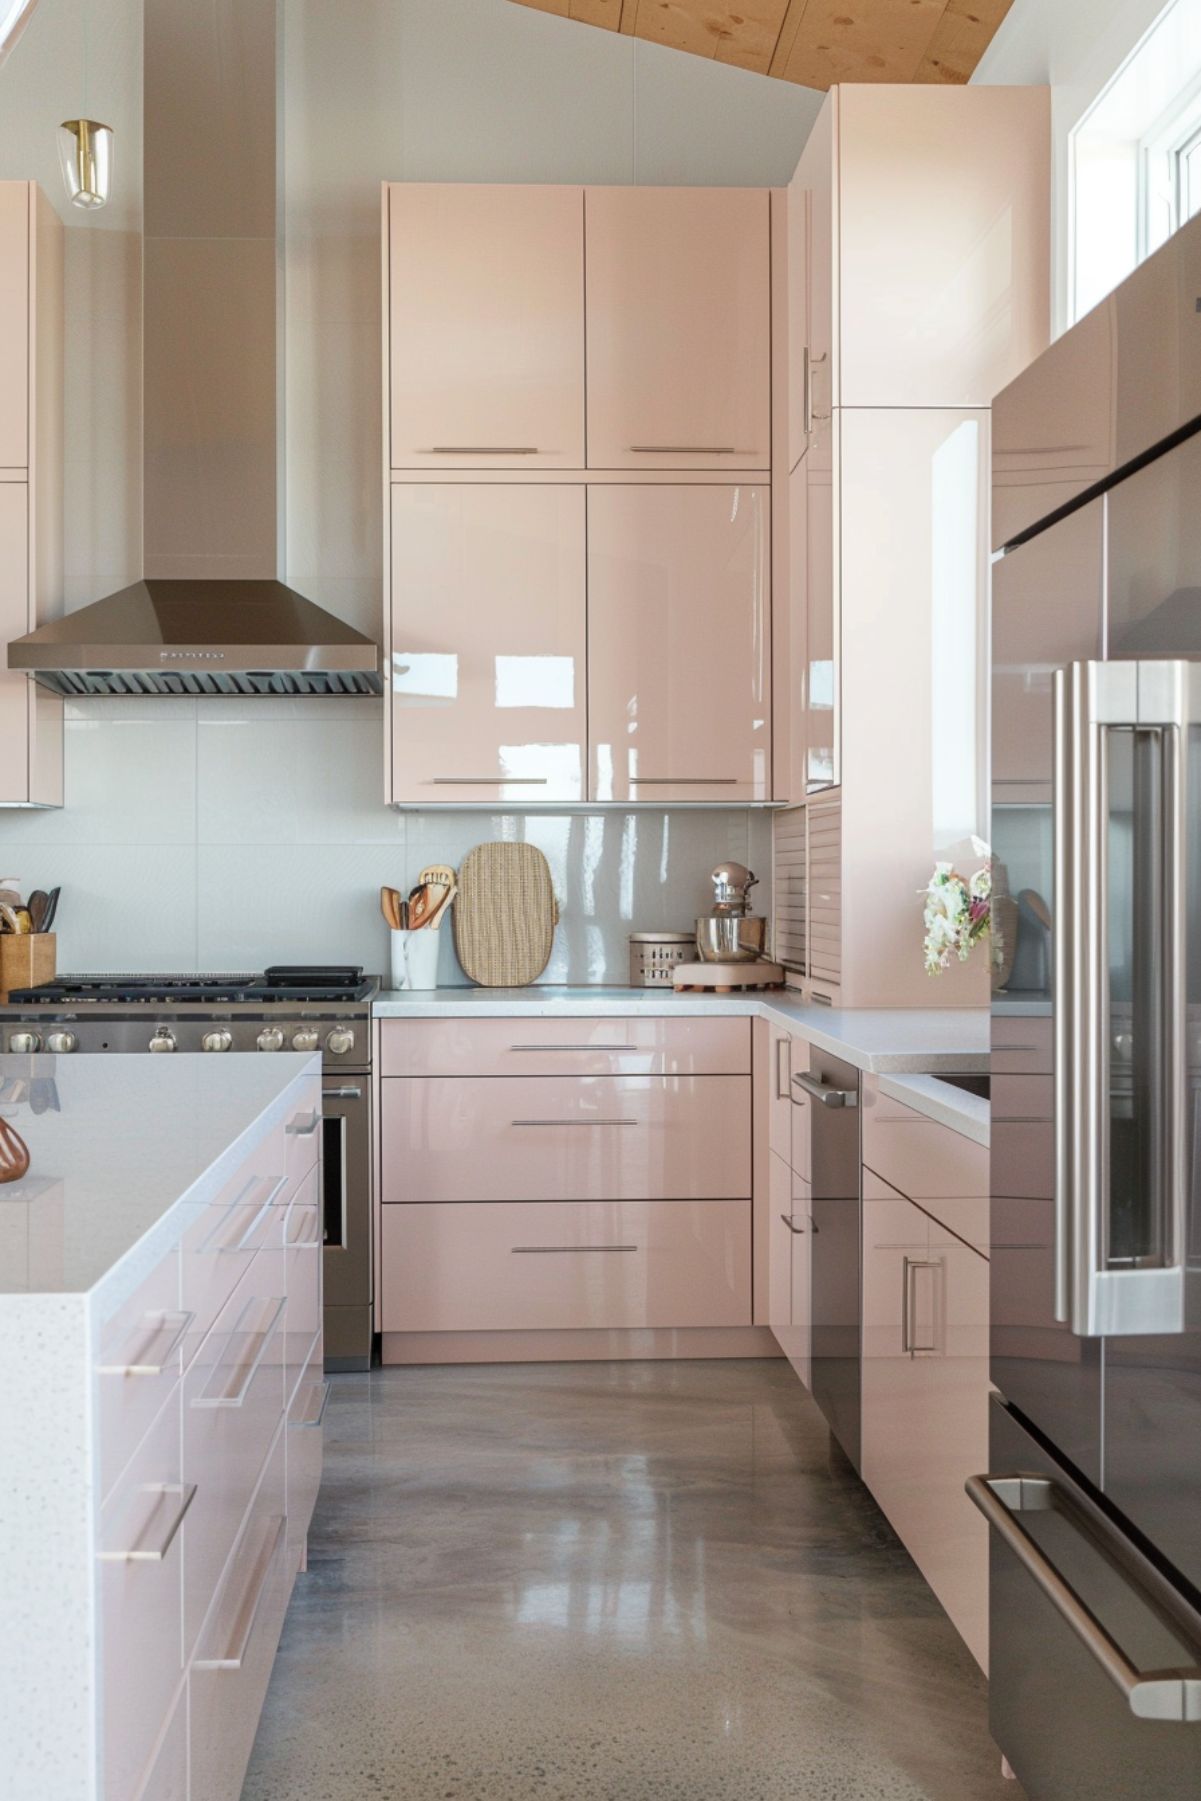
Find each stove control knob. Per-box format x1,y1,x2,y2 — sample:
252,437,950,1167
9,1030,41,1053
46,1030,78,1054
326,1027,355,1057
148,1028,177,1054
257,1026,285,1053
202,1029,233,1053
291,1028,320,1053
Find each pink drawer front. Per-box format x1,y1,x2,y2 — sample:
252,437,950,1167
379,1015,751,1078
100,1387,185,1801
138,1681,187,1801
286,1335,326,1568
380,1074,750,1202
191,1423,291,1801
992,1016,1052,1073
862,1107,989,1200
97,1246,184,1506
181,1164,289,1378
381,1198,751,1332
182,1235,286,1662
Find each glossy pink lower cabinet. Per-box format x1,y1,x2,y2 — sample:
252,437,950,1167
380,1074,750,1202
584,186,770,472
389,483,586,805
586,484,770,802
860,1171,989,1671
386,182,584,471
380,1014,750,1080
381,1199,751,1332
768,1152,811,1386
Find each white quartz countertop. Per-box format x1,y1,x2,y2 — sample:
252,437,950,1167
373,987,989,1074
876,1072,990,1148
0,1053,319,1297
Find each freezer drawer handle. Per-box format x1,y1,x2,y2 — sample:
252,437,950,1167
966,1473,1201,1723
792,1071,858,1109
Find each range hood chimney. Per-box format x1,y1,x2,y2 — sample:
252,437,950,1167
8,0,380,697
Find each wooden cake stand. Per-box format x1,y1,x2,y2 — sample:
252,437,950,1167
673,960,785,994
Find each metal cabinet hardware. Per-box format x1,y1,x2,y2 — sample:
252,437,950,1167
780,1214,806,1235
628,444,737,455
294,1380,330,1429
194,1515,286,1671
629,777,739,785
98,1310,195,1377
428,445,539,455
776,1035,791,1100
966,1473,1201,1723
792,1071,858,1108
511,1244,637,1254
98,1483,197,1563
324,1087,363,1100
192,1297,285,1409
428,777,548,785
509,1044,633,1053
902,1256,941,1355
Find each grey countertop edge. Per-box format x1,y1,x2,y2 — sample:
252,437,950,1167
875,1072,990,1148
371,987,990,1076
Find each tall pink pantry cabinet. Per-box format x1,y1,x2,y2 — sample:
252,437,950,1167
382,182,775,806
0,181,63,809
772,84,1051,1005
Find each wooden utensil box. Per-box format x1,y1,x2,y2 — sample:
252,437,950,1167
0,933,56,999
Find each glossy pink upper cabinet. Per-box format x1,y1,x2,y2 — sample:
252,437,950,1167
389,484,586,804
584,187,771,471
0,183,29,470
836,85,1049,410
790,100,834,465
387,183,584,470
587,484,770,803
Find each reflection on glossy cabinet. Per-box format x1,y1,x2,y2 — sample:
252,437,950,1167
388,484,586,804
0,183,62,810
805,409,837,791
386,183,585,470
584,187,771,471
861,1170,989,1670
587,484,770,803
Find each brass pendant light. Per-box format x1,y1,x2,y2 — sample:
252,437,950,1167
57,116,113,209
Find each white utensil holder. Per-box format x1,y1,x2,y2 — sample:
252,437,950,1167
390,928,441,991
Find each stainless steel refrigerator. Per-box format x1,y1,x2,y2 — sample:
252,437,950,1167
980,210,1201,1796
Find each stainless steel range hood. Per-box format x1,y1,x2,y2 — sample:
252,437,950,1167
7,578,383,697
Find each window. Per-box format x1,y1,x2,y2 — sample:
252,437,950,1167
1071,0,1201,321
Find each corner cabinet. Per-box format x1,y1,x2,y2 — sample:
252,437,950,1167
0,182,63,809
382,181,776,806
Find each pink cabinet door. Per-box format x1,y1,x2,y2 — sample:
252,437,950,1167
380,1198,752,1332
387,183,584,470
789,1164,812,1390
584,186,770,471
768,1150,793,1341
380,1073,751,1203
389,483,586,804
804,409,837,791
0,183,28,470
790,101,833,460
766,1022,793,1163
0,481,30,803
587,484,770,802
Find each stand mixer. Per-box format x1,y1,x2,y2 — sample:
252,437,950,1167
673,863,784,993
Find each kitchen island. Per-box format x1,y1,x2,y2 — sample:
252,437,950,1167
0,1052,324,1801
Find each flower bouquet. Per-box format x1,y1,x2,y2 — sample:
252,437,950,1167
922,844,994,976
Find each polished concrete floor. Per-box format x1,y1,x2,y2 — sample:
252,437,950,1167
243,1360,1021,1801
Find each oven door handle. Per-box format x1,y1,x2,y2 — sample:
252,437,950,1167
323,1087,363,1100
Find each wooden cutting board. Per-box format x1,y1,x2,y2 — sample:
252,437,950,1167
454,842,559,987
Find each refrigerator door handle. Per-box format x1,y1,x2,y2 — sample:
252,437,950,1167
967,1473,1201,1723
1054,658,1192,1337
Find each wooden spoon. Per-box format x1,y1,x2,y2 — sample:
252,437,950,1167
27,890,49,933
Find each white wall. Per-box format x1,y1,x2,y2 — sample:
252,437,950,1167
972,0,1172,330
0,0,811,981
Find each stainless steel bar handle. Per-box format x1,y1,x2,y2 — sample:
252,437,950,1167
324,1086,363,1100
629,444,736,455
510,1118,638,1127
902,1257,940,1355
966,1473,1201,1722
512,1244,637,1254
98,1309,195,1377
802,346,812,438
779,1214,806,1235
429,777,549,785
98,1483,197,1563
792,1070,858,1109
629,777,739,786
509,1044,633,1053
429,445,539,455
194,1515,286,1671
776,1035,791,1100
1052,668,1071,1322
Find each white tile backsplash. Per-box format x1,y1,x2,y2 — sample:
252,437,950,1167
0,698,773,981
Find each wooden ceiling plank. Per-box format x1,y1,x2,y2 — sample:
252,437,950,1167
712,0,796,74
511,0,573,16
913,0,1013,80
781,0,947,87
769,0,810,78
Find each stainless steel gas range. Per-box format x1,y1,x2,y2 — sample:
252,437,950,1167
0,965,379,1370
